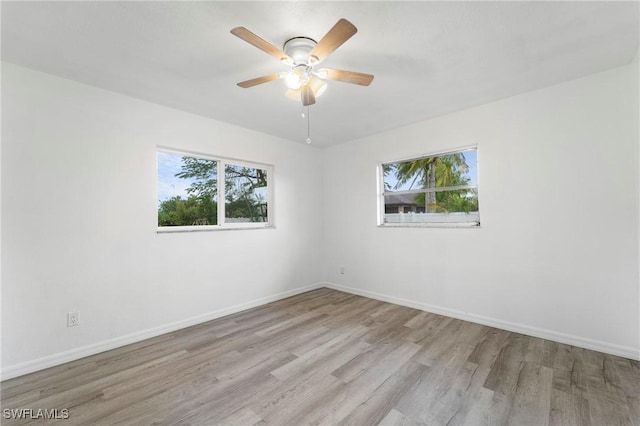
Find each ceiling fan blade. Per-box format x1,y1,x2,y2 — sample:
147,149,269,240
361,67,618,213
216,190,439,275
301,85,316,106
237,73,283,88
231,27,293,65
320,68,374,86
310,19,357,63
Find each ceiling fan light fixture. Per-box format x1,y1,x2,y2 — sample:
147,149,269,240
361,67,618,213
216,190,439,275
284,71,302,90
309,78,327,98
284,76,326,101
285,65,311,90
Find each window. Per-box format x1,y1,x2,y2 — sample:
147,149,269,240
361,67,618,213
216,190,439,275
378,147,479,227
157,148,273,231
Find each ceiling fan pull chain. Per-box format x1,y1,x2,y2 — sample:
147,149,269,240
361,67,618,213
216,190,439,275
306,106,311,144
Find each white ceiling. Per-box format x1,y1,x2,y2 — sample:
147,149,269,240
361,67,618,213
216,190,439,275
2,1,638,147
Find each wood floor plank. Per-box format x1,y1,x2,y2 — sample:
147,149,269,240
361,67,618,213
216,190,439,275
331,340,398,383
627,396,640,426
362,307,417,344
467,327,511,368
403,311,432,329
413,319,487,367
67,350,224,424
404,313,453,344
549,389,591,426
2,288,638,426
254,309,328,337
379,409,425,426
521,336,557,367
395,358,489,425
483,332,531,395
505,361,554,426
587,392,635,426
445,386,496,426
109,351,293,425
270,325,370,382
338,360,429,425
288,341,422,425
208,407,262,426
253,370,344,424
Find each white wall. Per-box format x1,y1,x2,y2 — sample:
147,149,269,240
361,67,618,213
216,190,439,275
322,63,640,359
1,63,324,377
2,60,638,379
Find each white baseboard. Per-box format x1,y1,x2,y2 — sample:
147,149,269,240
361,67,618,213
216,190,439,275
323,282,640,361
0,282,324,381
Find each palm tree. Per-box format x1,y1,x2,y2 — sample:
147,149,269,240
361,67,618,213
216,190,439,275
394,157,438,207
393,153,473,213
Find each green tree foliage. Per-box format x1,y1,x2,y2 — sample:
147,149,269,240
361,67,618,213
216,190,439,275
224,165,267,222
157,156,268,226
157,195,217,226
225,165,267,188
175,157,218,200
392,153,478,213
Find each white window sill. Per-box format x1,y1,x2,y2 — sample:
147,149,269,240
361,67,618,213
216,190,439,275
378,222,480,229
157,224,275,233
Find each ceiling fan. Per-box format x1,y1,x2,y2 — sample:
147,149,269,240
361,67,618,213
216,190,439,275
231,19,374,106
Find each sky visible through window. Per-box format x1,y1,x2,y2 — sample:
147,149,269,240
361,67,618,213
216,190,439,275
157,151,199,206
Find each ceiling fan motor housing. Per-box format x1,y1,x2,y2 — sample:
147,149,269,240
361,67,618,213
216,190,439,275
283,37,317,65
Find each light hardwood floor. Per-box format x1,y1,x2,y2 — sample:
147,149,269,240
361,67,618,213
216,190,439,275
1,288,639,425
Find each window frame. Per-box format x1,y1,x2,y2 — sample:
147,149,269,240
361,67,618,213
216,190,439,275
157,147,274,233
377,146,480,228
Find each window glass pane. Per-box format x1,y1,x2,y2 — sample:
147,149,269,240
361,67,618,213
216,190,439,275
384,189,479,223
433,188,479,213
157,152,218,226
383,149,477,191
225,164,268,223
383,189,479,224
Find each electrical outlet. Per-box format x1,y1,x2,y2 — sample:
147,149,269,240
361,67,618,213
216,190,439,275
339,266,346,275
67,312,79,327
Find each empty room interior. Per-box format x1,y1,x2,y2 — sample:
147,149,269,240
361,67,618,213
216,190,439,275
1,1,639,425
